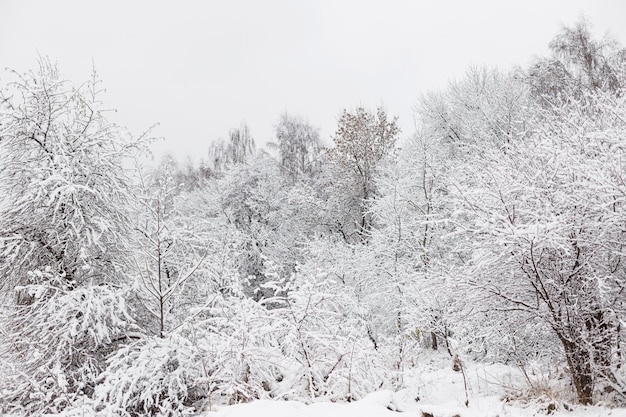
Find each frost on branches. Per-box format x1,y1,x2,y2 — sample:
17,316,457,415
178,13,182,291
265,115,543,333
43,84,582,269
0,59,149,415
0,270,136,415
3,18,626,416
449,90,626,405
0,58,149,292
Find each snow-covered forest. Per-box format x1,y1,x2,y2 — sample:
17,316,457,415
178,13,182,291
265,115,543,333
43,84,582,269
2,19,626,417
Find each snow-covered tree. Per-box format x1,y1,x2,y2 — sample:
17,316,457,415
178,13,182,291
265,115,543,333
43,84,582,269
0,59,149,293
368,130,454,356
414,68,532,355
417,66,530,157
132,157,211,338
0,59,150,414
215,153,326,295
449,90,626,404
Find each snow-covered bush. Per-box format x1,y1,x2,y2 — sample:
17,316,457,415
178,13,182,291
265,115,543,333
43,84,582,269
0,270,137,416
187,289,286,405
95,334,204,416
277,269,389,401
174,260,390,406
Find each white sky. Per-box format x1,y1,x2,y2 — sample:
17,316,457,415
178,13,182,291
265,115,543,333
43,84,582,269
2,1,625,163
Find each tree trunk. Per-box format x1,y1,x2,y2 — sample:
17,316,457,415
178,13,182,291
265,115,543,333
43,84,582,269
561,338,594,405
431,331,438,351
587,310,616,383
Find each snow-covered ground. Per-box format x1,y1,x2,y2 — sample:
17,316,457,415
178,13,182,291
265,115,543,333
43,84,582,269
42,352,626,417
206,354,626,417
207,393,626,417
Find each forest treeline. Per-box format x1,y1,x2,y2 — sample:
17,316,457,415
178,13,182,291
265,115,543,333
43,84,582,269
1,19,626,416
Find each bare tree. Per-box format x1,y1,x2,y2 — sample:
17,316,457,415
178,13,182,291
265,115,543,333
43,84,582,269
328,106,400,240
527,18,626,103
208,123,256,174
271,113,322,183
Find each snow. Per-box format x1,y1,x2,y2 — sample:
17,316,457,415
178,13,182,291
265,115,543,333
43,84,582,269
205,354,626,417
206,393,606,417
208,396,401,417
22,352,626,417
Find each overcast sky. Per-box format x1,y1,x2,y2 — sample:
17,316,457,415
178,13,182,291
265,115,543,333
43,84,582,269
2,1,625,163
